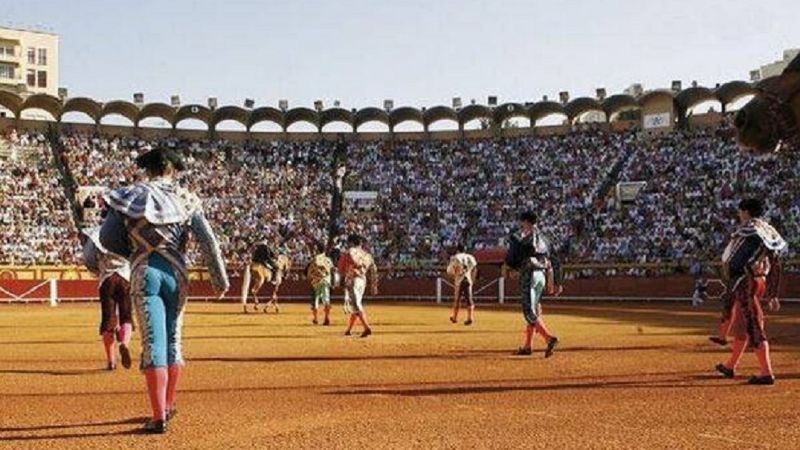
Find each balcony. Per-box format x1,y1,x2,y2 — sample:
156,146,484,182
0,51,19,64
0,71,21,84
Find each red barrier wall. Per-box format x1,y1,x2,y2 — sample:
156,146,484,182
2,273,797,302
0,280,53,301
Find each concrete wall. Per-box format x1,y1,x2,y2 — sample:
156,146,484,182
640,93,675,134
689,112,724,129
2,114,641,143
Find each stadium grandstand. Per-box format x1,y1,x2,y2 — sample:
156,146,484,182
4,3,800,446
0,92,798,280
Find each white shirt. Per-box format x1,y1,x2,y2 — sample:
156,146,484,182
446,253,477,284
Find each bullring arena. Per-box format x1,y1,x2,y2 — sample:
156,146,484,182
2,299,800,449
2,93,800,448
2,264,800,448
2,7,800,448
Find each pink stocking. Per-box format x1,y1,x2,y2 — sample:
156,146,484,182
102,331,115,364
522,325,535,349
755,341,773,377
725,338,749,370
534,318,553,341
323,306,331,321
144,368,168,420
167,365,182,412
358,312,371,331
346,314,357,332
118,323,133,347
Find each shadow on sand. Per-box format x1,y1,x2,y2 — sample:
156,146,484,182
549,303,800,347
324,371,800,397
0,417,148,442
0,416,146,432
0,368,107,376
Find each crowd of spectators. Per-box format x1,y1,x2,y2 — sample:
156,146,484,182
3,126,798,276
343,130,633,266
573,129,800,270
0,130,80,265
59,133,332,268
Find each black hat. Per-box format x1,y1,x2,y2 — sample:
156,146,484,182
135,147,186,173
347,234,363,246
738,198,764,218
518,210,537,224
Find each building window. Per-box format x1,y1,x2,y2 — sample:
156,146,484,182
0,65,14,79
27,47,35,64
27,69,35,86
0,46,14,57
37,70,47,88
37,48,47,65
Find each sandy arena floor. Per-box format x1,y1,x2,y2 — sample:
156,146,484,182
0,301,799,449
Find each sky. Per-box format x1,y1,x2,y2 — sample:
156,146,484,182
4,0,800,124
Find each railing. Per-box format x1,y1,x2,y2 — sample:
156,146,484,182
0,279,58,306
436,276,505,304
2,260,798,305
1,259,798,282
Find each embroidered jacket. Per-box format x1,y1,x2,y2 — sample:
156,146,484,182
504,228,563,285
721,218,787,298
307,253,334,287
337,247,377,283
99,179,229,297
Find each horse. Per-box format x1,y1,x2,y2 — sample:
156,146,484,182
735,53,800,155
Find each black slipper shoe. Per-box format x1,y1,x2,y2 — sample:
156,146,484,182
119,344,132,369
715,363,735,379
544,337,559,358
708,336,728,346
143,419,167,434
747,375,775,385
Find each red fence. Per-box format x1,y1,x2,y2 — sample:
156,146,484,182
2,272,798,303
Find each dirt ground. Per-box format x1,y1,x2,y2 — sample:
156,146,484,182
1,301,799,450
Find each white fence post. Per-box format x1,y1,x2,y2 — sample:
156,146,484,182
240,264,251,304
436,277,442,304
498,276,505,304
49,279,58,307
